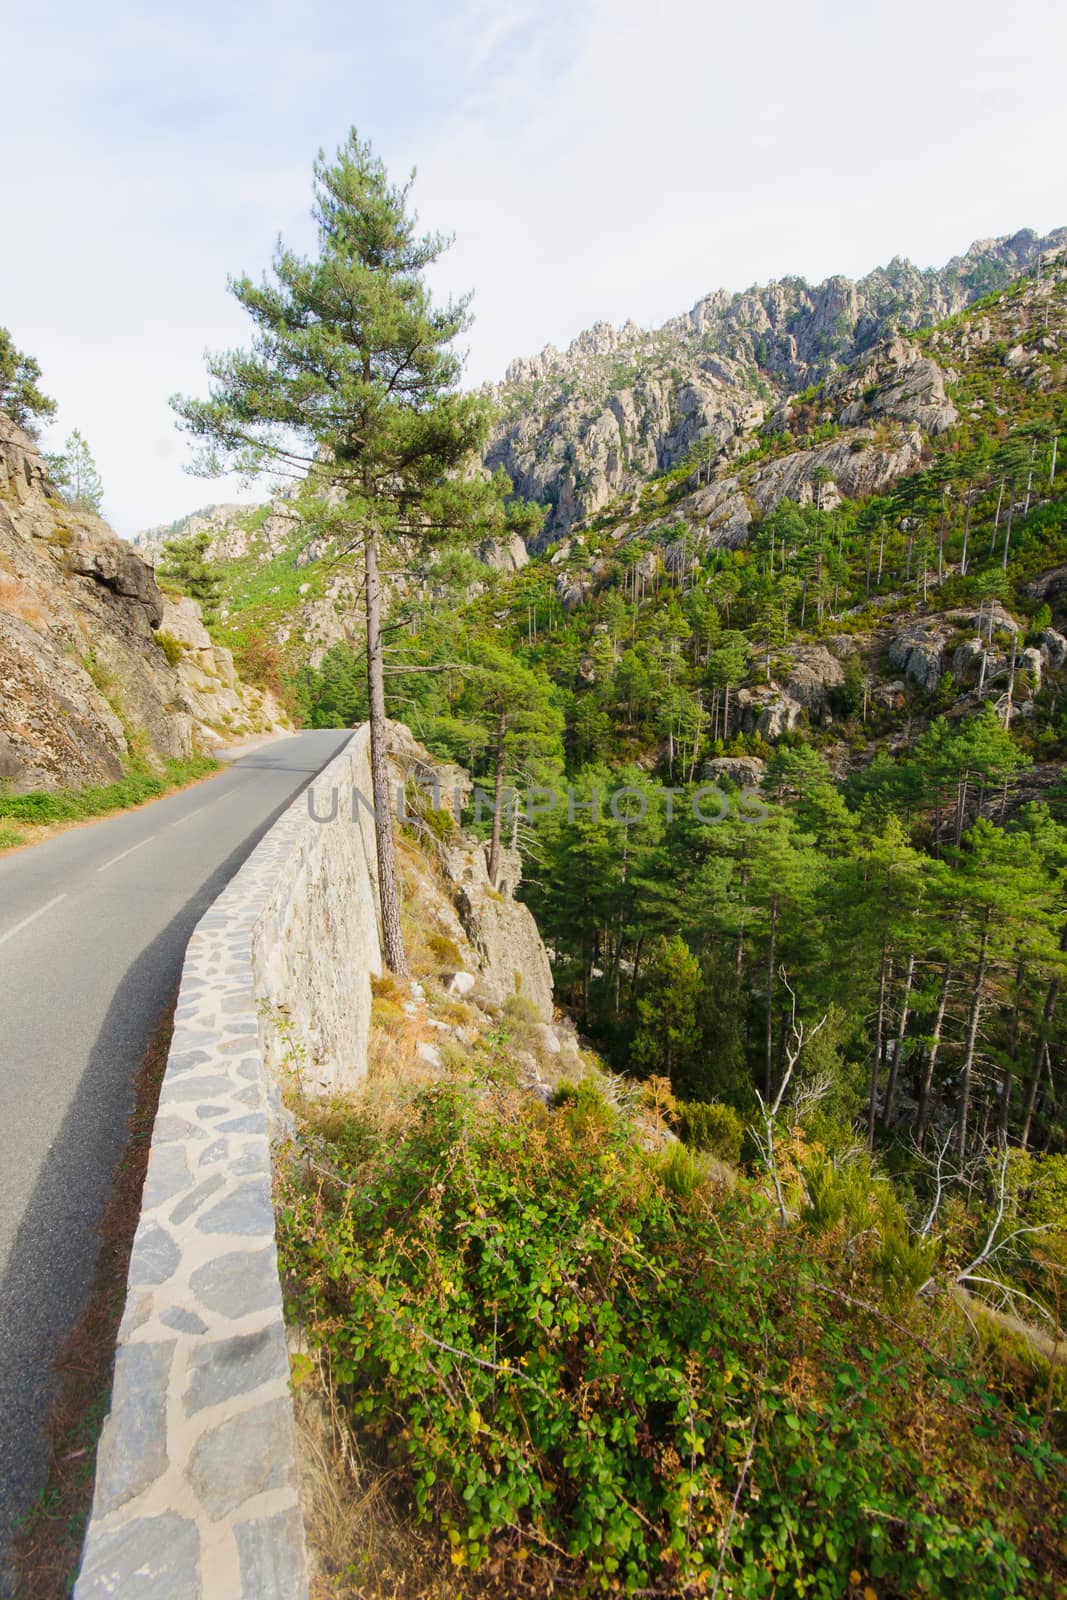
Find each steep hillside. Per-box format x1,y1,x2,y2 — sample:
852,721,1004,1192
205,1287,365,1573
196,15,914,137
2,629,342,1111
487,227,1066,542
0,417,286,791
266,245,1067,1171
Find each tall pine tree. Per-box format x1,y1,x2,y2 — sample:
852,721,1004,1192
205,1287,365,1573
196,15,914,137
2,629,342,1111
174,131,520,973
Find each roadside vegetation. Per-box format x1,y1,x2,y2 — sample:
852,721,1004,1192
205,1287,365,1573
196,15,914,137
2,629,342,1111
0,753,220,849
280,1065,1067,1597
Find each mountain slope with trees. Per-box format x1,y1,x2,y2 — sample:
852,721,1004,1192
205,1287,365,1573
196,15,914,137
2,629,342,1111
117,134,1067,1596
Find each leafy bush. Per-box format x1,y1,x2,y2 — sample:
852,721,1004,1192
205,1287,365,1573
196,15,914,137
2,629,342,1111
280,1088,1066,1596
676,1099,744,1164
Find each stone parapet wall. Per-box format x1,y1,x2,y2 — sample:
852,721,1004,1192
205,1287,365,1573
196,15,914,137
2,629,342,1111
253,724,382,1096
74,728,380,1598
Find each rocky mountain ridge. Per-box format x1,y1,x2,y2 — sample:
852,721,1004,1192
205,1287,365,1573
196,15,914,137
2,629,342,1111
488,228,1066,543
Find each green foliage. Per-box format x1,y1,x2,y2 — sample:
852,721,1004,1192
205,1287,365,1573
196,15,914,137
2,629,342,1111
293,643,367,728
44,428,104,513
280,1087,1067,1595
156,530,223,618
631,934,703,1092
172,128,517,565
154,631,184,667
676,1099,744,1164
0,325,55,432
0,755,219,825
653,1137,709,1199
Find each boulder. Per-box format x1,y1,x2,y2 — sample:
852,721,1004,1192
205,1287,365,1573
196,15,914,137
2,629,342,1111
701,755,766,788
477,532,529,572
555,572,593,612
736,688,802,739
1040,628,1067,667
888,622,947,692
784,645,845,713
952,637,986,683
1019,646,1044,689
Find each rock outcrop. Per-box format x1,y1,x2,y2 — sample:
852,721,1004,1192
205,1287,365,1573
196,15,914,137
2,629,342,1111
387,723,555,1022
487,229,1064,545
888,620,950,693
0,417,285,791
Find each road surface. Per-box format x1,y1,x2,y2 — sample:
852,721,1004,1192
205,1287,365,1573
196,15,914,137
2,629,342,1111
0,729,349,1591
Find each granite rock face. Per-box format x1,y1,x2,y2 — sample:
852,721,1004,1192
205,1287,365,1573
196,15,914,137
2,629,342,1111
131,494,365,673
387,723,555,1023
487,229,1063,546
0,417,286,791
888,621,950,692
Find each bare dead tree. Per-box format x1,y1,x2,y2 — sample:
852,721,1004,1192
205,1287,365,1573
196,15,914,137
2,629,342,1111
750,970,828,1224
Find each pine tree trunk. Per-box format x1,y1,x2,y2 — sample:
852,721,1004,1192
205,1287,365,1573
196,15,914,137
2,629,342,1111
364,529,408,976
1021,924,1066,1146
991,479,1004,556
487,707,506,888
917,966,951,1148
999,958,1026,1143
883,953,914,1129
868,941,890,1149
1002,485,1016,571
957,911,991,1161
764,895,778,1101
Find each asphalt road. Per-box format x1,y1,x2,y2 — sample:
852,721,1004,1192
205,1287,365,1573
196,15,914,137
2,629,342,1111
0,729,350,1591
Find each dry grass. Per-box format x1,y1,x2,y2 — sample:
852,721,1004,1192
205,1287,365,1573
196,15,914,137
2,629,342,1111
8,1001,176,1598
0,570,48,630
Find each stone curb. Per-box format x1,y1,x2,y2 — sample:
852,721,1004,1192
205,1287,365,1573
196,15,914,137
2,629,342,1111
74,730,368,1599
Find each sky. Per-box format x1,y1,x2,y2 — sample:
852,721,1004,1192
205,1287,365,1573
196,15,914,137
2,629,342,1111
2,0,1065,537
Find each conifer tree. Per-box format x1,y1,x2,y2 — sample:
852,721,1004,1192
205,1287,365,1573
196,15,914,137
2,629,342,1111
46,429,105,513
631,934,703,1093
0,326,55,433
455,643,563,887
174,130,519,973
157,530,223,618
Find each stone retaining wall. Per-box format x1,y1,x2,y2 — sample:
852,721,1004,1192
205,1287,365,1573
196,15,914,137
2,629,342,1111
75,728,381,1598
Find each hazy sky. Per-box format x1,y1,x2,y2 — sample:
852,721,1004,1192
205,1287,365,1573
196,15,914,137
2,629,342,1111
2,0,1065,536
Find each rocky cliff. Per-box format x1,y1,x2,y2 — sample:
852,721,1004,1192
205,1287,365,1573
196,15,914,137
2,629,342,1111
487,228,1066,543
0,417,287,791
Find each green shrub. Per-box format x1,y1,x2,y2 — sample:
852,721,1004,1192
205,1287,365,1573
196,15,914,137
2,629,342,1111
676,1100,744,1164
155,630,184,667
654,1138,709,1200
502,992,541,1029
279,1089,1065,1596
